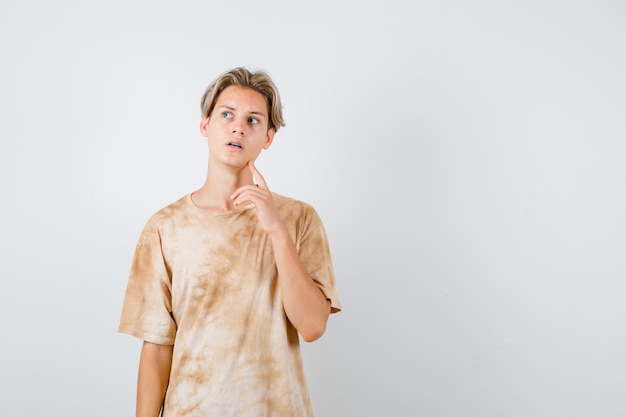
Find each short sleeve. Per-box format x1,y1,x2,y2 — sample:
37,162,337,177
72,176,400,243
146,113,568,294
118,220,177,344
297,206,342,313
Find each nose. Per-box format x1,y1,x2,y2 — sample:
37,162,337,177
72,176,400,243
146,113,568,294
232,117,246,136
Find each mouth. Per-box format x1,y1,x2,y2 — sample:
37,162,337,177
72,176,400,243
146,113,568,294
227,141,243,150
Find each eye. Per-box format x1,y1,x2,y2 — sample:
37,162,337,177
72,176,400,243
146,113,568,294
248,117,259,125
222,111,233,119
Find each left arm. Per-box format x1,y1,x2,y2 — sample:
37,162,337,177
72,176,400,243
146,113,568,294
268,224,331,342
231,162,331,342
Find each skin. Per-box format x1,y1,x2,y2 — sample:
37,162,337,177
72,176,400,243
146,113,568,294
136,342,172,417
136,85,331,417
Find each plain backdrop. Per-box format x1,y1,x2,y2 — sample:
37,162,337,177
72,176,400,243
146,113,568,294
1,0,625,416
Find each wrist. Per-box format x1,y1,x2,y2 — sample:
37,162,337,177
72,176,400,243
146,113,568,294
267,222,291,242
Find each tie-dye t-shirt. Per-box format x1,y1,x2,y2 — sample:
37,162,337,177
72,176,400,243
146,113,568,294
119,193,341,417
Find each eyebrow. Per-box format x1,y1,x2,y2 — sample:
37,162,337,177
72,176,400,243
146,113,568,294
219,105,267,119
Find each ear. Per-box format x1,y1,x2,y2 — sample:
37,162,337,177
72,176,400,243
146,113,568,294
199,116,210,137
263,128,275,150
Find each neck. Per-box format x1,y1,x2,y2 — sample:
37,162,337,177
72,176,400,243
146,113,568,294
191,161,255,212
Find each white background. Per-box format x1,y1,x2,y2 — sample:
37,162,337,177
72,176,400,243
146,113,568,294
1,0,625,416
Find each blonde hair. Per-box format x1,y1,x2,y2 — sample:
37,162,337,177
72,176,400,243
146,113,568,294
200,67,285,132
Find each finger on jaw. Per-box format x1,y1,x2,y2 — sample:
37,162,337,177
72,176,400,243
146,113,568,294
248,161,268,189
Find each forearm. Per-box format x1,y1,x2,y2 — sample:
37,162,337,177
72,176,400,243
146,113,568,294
137,341,173,417
270,227,331,342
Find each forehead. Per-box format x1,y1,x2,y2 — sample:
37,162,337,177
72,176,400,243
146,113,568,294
215,86,268,114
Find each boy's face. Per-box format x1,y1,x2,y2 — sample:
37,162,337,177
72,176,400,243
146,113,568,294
200,86,275,168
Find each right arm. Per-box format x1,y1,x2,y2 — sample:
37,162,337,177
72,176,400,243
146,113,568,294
136,341,173,417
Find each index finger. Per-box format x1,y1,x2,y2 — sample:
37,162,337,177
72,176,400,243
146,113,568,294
248,161,269,189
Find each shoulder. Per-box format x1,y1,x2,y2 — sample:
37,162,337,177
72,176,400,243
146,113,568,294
272,192,323,224
273,192,316,213
142,194,191,231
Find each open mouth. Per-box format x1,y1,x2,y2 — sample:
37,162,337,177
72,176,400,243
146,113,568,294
228,142,243,149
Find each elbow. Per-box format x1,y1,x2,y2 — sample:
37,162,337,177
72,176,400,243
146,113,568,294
293,299,332,342
300,320,327,343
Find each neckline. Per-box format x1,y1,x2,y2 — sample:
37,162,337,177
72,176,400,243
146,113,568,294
186,193,255,217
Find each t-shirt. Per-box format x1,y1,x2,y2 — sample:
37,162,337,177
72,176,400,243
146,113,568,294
118,193,341,417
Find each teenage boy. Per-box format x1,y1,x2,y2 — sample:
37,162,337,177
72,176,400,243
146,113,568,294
119,67,341,417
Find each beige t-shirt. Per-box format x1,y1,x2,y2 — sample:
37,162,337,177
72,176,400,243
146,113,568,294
119,193,341,417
